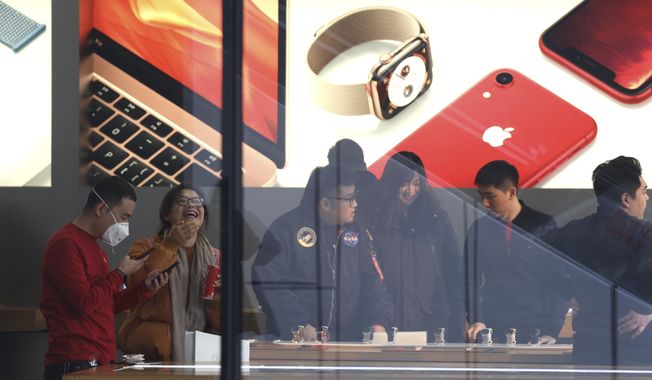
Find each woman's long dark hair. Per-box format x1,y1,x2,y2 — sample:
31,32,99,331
363,151,439,234
157,185,210,237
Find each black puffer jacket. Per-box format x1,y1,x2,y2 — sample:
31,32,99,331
369,207,465,342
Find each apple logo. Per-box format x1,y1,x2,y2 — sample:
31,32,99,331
482,125,514,147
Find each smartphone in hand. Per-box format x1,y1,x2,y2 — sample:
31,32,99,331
539,0,652,103
369,69,597,188
162,260,179,274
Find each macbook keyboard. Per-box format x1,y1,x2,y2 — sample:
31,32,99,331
83,78,225,188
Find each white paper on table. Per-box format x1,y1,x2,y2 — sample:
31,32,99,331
394,331,427,345
184,331,251,363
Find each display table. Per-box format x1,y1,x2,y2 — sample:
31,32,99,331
251,340,573,364
63,341,652,379
61,340,611,380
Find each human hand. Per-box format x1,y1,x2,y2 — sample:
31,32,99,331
618,310,652,338
303,324,318,341
538,335,557,345
145,270,169,291
118,254,148,276
168,220,201,245
205,297,221,333
466,322,486,342
371,324,386,333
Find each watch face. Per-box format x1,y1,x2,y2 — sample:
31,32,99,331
387,55,428,107
369,35,432,120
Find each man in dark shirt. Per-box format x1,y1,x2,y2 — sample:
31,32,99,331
465,160,568,344
252,165,392,341
548,156,652,365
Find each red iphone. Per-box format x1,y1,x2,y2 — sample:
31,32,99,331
539,0,652,103
368,69,597,188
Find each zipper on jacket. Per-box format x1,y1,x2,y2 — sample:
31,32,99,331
326,234,340,328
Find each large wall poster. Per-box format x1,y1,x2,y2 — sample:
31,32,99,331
76,0,651,189
280,0,650,189
0,0,51,186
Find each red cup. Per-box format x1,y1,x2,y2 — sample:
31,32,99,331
202,264,221,300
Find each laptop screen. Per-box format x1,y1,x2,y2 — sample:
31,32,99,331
87,0,285,168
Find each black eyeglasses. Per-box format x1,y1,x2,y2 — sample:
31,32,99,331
327,195,357,206
176,196,205,207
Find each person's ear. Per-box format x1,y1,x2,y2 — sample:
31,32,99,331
95,202,107,217
621,193,632,209
320,197,331,212
507,186,517,200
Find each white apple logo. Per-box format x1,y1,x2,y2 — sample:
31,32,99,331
482,125,514,147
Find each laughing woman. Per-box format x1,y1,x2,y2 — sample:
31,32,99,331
117,185,221,361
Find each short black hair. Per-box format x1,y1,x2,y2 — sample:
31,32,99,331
300,165,357,209
474,160,519,190
83,176,137,211
592,156,642,206
327,139,366,171
157,185,210,236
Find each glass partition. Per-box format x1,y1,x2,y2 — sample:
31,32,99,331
8,1,651,380
238,0,652,378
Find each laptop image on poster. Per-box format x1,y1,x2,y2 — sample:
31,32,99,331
79,0,286,187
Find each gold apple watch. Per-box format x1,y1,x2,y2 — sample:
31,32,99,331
307,7,432,120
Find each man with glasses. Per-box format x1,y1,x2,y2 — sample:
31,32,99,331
40,176,169,380
327,138,377,210
252,165,393,342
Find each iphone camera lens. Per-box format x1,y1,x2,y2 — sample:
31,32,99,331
495,72,513,86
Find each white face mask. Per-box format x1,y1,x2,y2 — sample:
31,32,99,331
101,213,129,247
93,189,130,247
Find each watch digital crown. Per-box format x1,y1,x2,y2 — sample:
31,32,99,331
307,7,432,120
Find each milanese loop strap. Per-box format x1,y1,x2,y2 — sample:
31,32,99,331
307,7,426,115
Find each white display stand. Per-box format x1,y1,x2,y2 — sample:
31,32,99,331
184,331,251,363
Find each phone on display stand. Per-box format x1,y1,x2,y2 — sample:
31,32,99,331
368,69,597,188
539,0,652,103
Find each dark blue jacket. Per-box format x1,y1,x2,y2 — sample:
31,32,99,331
465,201,568,342
252,206,393,341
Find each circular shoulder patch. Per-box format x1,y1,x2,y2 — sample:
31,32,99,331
342,230,359,247
296,227,317,248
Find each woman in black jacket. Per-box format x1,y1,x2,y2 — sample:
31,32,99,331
361,151,465,342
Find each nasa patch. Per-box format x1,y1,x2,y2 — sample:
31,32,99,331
342,230,359,247
296,227,317,248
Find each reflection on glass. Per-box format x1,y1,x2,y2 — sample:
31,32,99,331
244,152,652,373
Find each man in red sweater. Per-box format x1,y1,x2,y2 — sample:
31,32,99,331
40,176,169,380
